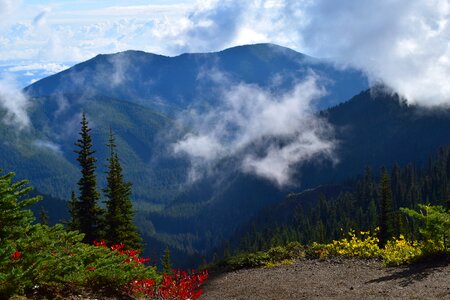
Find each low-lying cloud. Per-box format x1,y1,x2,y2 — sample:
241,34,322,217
173,73,336,186
0,75,31,130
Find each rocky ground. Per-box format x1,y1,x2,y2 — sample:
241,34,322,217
202,257,450,300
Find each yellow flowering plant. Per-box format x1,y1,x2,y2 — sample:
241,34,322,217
381,235,423,266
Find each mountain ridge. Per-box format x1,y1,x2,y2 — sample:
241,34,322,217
24,43,369,113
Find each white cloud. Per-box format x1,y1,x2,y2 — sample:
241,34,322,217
295,0,450,106
8,62,69,74
172,73,336,186
0,75,31,130
0,0,21,27
33,139,62,154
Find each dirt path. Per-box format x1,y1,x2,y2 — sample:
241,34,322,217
202,257,450,299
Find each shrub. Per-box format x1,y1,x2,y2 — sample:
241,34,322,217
381,235,423,266
128,269,208,300
226,252,271,269
1,225,160,297
224,242,307,270
320,229,381,259
401,205,450,254
285,241,306,259
267,246,290,262
306,242,330,259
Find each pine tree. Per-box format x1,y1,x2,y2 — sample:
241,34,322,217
74,112,104,243
104,128,142,250
39,208,49,225
368,199,378,231
378,168,395,246
67,190,79,231
161,246,172,274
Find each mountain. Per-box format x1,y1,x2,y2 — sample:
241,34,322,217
24,43,368,113
149,88,450,265
2,44,368,266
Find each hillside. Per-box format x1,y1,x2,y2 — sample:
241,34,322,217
1,94,183,203
149,88,450,265
203,258,450,299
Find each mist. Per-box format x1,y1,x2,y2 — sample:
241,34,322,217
172,73,336,186
0,75,31,130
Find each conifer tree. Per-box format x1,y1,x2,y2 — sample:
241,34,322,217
67,190,79,231
39,208,49,226
378,168,395,246
161,246,173,274
74,112,104,243
104,128,142,250
0,170,41,241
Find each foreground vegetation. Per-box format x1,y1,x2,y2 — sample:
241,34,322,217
0,170,207,299
218,204,449,270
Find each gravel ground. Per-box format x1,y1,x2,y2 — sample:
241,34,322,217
202,257,450,300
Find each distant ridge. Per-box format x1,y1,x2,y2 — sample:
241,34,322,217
25,43,368,113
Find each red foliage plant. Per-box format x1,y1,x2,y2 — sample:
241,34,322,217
11,250,21,261
93,241,208,300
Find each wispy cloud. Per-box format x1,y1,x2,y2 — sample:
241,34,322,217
7,62,69,74
0,75,31,130
173,72,336,186
33,139,62,154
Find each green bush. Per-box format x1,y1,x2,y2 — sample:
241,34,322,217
224,242,307,270
226,252,271,269
285,241,306,259
401,204,450,254
305,242,329,259
267,246,290,262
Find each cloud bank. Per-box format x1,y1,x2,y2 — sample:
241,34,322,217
296,0,450,106
173,73,336,186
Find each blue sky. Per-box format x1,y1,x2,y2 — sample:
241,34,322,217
1,0,296,64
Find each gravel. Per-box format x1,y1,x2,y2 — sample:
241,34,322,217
202,257,450,300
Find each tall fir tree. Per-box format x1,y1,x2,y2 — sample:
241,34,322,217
104,128,142,250
73,112,104,243
378,167,395,246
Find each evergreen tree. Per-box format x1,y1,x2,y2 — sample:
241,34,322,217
161,246,173,274
368,199,378,231
0,170,41,241
67,190,79,231
104,128,142,249
39,208,49,226
378,168,395,246
74,112,104,243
